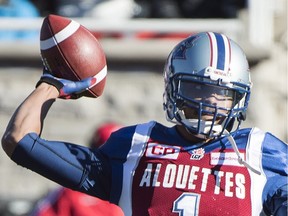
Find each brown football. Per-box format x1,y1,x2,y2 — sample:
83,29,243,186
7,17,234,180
40,14,107,98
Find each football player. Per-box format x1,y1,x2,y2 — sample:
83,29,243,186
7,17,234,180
2,32,287,216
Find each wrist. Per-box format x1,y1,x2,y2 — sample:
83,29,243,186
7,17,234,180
36,82,60,98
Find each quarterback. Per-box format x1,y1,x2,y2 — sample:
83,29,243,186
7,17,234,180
2,32,287,215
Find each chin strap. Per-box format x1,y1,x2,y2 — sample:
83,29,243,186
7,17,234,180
223,130,261,175
178,110,223,135
180,118,224,141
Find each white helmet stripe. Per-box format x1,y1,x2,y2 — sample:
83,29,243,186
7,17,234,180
222,33,231,72
207,32,218,69
207,32,231,73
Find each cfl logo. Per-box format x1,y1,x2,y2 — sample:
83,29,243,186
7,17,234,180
190,148,205,160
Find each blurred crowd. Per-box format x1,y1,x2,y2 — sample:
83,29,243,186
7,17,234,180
0,0,247,41
1,0,247,19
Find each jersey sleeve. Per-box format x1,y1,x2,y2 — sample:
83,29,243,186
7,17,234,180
261,132,288,215
11,133,111,200
99,126,136,159
98,125,137,204
263,178,288,216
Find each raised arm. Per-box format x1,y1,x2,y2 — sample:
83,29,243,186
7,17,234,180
1,83,58,157
1,73,96,157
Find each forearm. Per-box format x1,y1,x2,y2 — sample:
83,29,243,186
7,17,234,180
2,83,59,157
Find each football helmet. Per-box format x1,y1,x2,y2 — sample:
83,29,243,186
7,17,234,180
163,32,252,138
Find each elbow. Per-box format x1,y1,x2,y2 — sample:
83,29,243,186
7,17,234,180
1,132,18,158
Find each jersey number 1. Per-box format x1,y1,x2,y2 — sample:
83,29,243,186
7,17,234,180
172,192,201,216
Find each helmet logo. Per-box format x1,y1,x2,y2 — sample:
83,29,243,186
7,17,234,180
173,35,200,60
204,66,231,83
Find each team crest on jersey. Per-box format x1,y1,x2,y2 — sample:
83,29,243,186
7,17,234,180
146,143,180,160
190,148,205,160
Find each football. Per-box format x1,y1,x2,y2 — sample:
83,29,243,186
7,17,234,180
39,14,107,98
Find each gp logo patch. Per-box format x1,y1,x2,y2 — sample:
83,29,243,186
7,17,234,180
146,143,180,160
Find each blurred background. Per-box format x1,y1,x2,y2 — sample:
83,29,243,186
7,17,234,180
0,0,287,215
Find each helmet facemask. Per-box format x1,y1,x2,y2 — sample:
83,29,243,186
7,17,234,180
164,71,250,139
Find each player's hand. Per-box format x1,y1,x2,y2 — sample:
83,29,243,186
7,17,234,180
36,70,96,99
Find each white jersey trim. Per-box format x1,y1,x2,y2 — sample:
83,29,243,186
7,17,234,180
246,127,267,216
118,121,156,216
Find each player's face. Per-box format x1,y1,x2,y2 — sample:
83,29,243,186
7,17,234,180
179,82,234,121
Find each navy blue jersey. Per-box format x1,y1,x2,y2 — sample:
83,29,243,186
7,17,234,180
12,121,287,216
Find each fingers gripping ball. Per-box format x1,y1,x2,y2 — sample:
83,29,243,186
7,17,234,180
40,14,107,98
37,73,97,99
